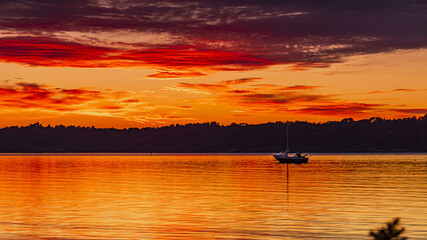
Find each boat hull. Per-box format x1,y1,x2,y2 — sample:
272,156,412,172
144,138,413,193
274,154,308,164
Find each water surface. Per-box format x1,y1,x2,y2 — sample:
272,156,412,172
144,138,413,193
0,154,425,239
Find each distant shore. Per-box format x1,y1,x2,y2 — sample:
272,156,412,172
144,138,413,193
1,152,426,156
1,115,426,153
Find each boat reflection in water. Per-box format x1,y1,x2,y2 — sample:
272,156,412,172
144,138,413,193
282,160,307,211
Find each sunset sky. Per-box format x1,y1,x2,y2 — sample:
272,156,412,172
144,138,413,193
0,0,426,128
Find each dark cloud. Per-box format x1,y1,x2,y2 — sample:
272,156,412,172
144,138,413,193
278,85,322,91
166,77,426,117
169,78,329,106
287,103,383,116
287,103,427,117
0,0,424,71
180,105,192,109
227,89,254,94
16,82,43,89
232,92,326,105
390,108,427,114
122,99,140,103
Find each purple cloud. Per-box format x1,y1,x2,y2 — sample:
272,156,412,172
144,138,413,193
0,0,425,71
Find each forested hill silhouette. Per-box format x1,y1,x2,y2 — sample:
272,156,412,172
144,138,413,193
0,115,426,153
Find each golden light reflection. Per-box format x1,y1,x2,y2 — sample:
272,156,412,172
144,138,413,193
0,155,425,239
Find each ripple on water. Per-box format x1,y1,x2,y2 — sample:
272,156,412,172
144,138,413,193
0,154,425,239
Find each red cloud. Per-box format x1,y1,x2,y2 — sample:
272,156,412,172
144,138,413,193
0,82,123,111
227,90,255,94
0,37,116,68
119,45,271,69
0,37,272,75
122,99,140,103
0,1,424,74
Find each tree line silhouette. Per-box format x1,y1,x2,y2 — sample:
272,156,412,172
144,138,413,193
0,115,426,153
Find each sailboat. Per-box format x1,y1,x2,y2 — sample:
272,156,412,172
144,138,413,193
273,123,308,163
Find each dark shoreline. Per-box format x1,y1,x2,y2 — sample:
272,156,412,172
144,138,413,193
1,152,427,156
1,115,426,153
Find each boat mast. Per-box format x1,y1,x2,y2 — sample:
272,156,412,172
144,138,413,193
286,123,289,153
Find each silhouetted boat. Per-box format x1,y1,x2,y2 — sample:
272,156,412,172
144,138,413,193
274,123,308,163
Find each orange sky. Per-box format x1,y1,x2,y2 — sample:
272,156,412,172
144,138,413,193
0,1,426,128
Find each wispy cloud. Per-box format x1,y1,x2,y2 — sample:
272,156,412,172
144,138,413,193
165,82,228,94
229,92,327,106
364,89,418,94
145,71,206,79
165,77,262,94
0,81,201,126
390,108,427,114
277,85,322,91
286,103,384,116
167,78,330,107
219,77,262,85
226,89,255,94
0,81,161,115
165,78,427,118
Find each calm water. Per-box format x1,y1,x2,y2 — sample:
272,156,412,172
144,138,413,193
0,154,425,239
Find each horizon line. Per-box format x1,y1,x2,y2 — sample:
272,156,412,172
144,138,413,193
2,114,426,130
